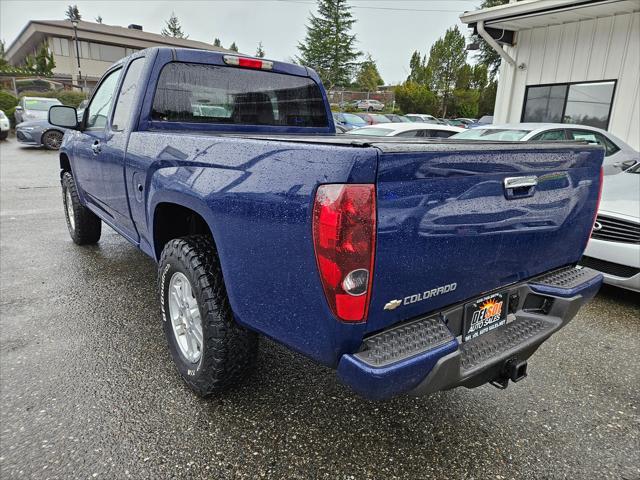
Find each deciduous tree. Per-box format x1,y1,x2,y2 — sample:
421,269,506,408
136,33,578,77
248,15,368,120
356,54,383,92
255,42,265,58
425,25,467,116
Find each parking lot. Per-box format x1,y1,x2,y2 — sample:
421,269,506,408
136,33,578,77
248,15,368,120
0,137,639,479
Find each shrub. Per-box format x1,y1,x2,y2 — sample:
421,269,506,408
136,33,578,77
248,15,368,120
394,82,438,115
0,90,19,112
56,91,87,107
18,89,88,107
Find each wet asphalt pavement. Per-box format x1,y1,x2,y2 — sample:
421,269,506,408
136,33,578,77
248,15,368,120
0,138,639,480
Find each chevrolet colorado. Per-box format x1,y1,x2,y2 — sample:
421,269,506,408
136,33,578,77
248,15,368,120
49,47,604,400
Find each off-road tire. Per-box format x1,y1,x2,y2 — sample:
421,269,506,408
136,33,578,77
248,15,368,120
158,234,258,396
61,172,101,245
42,130,64,150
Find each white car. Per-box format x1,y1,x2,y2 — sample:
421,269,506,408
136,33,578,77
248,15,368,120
0,110,9,140
355,99,385,111
346,123,464,138
405,114,439,124
451,123,639,175
580,162,640,292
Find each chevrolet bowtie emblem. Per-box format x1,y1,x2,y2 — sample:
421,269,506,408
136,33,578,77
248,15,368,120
383,299,402,311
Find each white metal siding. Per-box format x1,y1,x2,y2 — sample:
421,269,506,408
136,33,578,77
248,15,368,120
494,11,640,150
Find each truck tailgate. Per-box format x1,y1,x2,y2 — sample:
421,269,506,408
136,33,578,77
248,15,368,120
366,141,603,333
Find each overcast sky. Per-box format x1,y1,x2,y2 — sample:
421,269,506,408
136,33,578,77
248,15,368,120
0,0,482,84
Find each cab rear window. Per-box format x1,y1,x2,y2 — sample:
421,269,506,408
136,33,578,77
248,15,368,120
151,62,328,128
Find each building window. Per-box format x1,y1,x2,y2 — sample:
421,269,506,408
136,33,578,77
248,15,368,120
522,81,615,129
51,37,70,56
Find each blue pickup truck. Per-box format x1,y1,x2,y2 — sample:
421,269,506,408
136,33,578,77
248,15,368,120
49,47,604,400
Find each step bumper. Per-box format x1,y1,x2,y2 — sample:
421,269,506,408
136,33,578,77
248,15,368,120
336,266,602,400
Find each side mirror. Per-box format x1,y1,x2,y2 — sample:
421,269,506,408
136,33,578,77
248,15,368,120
15,106,23,111
49,105,79,129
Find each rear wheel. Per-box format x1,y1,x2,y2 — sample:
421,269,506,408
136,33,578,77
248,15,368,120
61,172,101,244
43,130,64,150
158,235,258,396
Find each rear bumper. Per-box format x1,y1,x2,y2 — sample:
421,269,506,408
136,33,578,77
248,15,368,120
337,266,602,400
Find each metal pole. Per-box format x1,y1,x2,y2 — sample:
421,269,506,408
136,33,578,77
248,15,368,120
72,20,82,91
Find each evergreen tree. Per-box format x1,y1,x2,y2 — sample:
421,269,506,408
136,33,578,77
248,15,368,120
213,38,222,48
229,42,239,52
95,15,103,24
473,0,509,78
161,12,188,39
297,0,361,89
407,50,430,85
356,54,383,92
255,42,265,58
425,25,467,116
65,5,81,21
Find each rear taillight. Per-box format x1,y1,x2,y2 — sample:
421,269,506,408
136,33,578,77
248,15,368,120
312,184,376,322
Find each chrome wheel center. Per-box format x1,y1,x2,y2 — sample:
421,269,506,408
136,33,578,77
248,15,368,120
168,272,203,363
65,189,75,231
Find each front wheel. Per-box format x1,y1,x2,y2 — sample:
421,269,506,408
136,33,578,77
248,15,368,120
61,172,101,245
42,130,64,150
158,235,258,396
0,130,8,141
367,107,373,112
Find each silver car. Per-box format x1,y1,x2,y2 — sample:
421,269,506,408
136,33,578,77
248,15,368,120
580,163,640,292
452,123,639,175
14,97,62,123
16,119,68,150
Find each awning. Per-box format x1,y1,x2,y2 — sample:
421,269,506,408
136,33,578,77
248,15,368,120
460,0,640,31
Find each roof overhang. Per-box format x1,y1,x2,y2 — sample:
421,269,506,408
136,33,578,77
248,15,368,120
461,0,640,31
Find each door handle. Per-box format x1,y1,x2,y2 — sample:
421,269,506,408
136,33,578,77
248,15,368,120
503,176,537,199
91,140,101,155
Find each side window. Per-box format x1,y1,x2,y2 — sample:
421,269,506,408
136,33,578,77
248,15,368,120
532,130,567,141
598,134,620,156
396,130,420,137
86,68,121,130
433,130,456,138
112,58,145,132
568,129,619,157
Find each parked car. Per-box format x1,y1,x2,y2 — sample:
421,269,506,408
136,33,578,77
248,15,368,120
451,123,639,175
333,112,367,130
405,114,438,124
468,115,494,128
447,119,470,128
14,96,62,123
49,47,604,401
579,162,640,292
335,124,349,134
354,112,392,125
355,99,385,111
16,119,68,150
384,114,412,123
346,123,464,138
0,110,9,140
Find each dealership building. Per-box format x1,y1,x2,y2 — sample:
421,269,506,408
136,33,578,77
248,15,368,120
461,0,639,150
5,20,227,91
